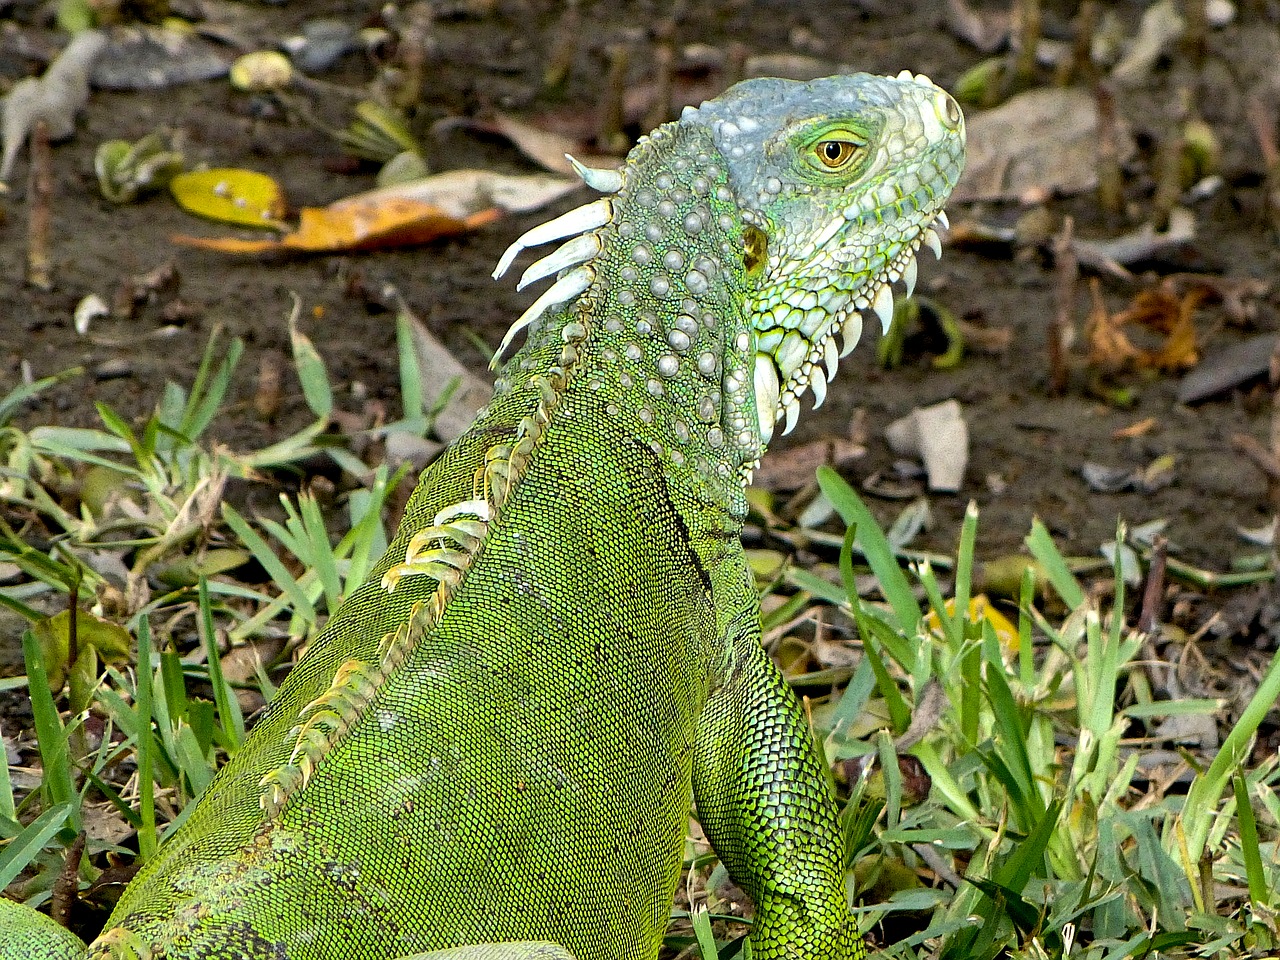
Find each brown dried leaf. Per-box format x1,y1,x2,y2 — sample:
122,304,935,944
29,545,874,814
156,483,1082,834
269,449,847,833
488,114,620,175
752,436,865,492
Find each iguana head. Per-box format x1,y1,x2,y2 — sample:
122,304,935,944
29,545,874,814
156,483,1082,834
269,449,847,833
679,72,966,446
491,73,964,486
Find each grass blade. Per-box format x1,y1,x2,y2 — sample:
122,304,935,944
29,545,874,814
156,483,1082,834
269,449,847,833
817,466,921,633
21,630,79,832
136,616,157,860
0,801,74,890
198,578,245,751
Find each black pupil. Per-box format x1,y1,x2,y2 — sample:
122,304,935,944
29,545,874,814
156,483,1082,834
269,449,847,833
824,142,843,161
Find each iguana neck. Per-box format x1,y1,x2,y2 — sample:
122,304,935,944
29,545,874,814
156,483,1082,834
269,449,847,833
493,121,762,516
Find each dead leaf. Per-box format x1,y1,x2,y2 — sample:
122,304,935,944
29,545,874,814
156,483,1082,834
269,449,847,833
1082,461,1140,493
91,25,231,91
1112,0,1184,85
1113,417,1157,439
1086,279,1144,372
1086,278,1203,373
340,169,579,219
1179,334,1280,404
1145,288,1202,371
943,0,1011,52
752,437,865,492
170,168,287,229
1081,455,1176,493
171,169,578,255
926,595,1018,649
885,400,968,493
445,113,619,175
173,200,499,254
401,304,493,442
955,87,1135,203
1073,208,1199,274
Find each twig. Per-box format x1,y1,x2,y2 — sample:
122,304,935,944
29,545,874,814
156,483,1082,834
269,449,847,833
1182,0,1207,68
1271,384,1280,513
1245,90,1280,234
1230,431,1280,513
1049,216,1077,395
597,44,630,155
644,19,677,132
1012,0,1041,87
723,42,748,89
1231,432,1280,481
394,1,434,110
49,832,86,928
1056,0,1097,86
542,0,581,91
1151,109,1185,231
1137,535,1167,635
26,119,52,291
1095,83,1124,217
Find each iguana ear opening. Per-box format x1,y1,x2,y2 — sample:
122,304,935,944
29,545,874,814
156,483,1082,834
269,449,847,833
743,225,768,276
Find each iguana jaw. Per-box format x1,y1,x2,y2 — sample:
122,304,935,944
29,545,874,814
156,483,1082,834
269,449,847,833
749,216,945,447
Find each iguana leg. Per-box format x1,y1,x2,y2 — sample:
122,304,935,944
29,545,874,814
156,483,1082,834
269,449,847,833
692,609,863,960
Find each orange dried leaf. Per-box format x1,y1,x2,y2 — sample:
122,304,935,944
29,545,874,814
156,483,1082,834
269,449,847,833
173,200,499,255
170,168,287,229
1146,288,1205,371
1085,279,1203,373
1085,277,1142,371
1113,416,1157,439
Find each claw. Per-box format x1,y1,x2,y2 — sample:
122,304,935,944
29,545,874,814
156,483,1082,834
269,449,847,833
754,355,781,443
809,365,827,408
517,233,603,292
839,311,863,358
492,199,612,281
782,398,800,435
823,337,839,382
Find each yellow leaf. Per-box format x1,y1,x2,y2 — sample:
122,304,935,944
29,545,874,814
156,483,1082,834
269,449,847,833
925,594,1019,650
170,168,287,229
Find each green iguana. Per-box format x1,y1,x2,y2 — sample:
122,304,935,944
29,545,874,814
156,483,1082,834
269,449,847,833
3,71,965,960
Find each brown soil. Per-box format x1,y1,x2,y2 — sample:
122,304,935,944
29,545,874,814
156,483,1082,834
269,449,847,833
1,0,1278,595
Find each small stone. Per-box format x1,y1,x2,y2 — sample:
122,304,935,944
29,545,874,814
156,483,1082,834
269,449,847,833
93,358,133,381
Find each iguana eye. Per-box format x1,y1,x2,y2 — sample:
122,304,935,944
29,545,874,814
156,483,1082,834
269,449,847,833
814,139,860,169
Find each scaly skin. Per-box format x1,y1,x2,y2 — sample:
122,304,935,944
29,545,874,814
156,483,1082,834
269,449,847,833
4,73,964,959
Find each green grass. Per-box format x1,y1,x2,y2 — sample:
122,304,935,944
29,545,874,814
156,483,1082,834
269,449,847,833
1,325,1277,959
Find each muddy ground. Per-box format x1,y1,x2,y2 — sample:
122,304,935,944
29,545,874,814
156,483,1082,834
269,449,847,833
2,0,1279,611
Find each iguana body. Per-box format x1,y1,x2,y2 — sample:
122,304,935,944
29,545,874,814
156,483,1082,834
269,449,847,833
4,72,964,960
